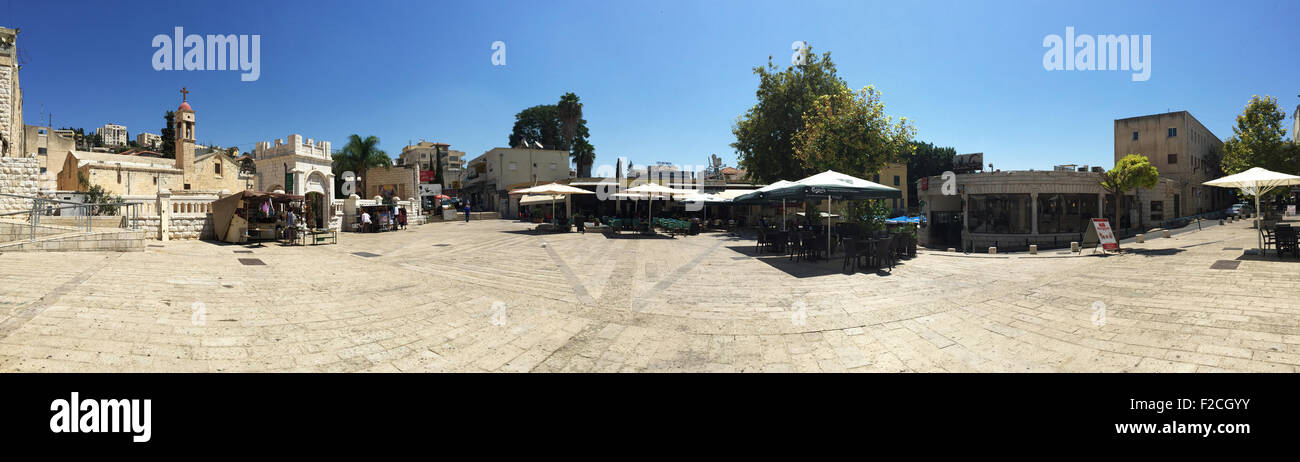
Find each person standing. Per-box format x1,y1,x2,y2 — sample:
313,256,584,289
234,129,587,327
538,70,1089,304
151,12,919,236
361,210,372,232
464,203,472,222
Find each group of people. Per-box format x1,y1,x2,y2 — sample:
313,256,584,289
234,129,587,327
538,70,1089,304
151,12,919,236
358,206,409,233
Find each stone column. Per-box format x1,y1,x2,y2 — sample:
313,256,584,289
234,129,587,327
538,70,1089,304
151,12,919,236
1030,192,1039,235
157,189,172,241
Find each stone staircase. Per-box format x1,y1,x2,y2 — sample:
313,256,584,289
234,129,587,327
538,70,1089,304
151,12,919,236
0,218,144,252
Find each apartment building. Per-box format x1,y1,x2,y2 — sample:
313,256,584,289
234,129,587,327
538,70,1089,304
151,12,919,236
1114,111,1229,219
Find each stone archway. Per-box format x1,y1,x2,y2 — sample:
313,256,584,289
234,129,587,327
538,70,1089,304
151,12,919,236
305,172,329,229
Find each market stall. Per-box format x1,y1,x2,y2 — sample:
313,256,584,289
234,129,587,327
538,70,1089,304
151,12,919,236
212,190,323,245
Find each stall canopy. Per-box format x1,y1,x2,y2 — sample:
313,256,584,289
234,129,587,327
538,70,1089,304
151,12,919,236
1203,167,1300,252
212,190,305,242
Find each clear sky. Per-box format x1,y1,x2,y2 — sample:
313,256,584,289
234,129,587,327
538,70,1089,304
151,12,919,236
7,0,1298,173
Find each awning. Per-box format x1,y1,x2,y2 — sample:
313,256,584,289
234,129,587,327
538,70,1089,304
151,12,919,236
519,194,564,206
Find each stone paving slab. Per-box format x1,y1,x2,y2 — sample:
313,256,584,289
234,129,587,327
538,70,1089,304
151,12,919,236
0,217,1297,372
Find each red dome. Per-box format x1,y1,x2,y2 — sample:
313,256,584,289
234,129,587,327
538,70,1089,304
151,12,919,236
178,101,192,111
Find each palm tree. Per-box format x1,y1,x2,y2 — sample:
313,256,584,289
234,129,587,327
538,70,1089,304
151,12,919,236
334,134,391,198
558,93,593,176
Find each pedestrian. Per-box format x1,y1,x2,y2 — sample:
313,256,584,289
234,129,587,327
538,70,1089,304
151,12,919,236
464,203,472,222
361,210,372,232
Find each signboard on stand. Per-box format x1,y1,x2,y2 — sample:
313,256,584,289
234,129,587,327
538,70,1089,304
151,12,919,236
1082,218,1119,253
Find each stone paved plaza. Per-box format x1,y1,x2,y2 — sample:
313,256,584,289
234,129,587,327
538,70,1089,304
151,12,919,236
1,217,1298,373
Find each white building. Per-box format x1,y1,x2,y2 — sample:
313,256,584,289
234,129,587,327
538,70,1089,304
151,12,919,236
252,134,335,228
136,132,162,150
96,123,128,147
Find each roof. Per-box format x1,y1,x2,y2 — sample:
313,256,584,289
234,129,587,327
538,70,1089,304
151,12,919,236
178,101,193,111
720,167,740,175
71,150,177,168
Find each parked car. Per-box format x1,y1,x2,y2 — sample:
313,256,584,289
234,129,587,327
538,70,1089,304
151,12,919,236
1227,203,1254,217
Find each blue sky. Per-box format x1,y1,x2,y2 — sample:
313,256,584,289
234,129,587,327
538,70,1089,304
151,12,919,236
7,0,1299,173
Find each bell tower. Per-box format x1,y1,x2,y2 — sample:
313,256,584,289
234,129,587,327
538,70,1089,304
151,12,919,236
174,87,196,189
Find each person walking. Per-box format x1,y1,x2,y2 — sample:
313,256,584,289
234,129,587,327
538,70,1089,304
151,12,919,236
464,203,472,222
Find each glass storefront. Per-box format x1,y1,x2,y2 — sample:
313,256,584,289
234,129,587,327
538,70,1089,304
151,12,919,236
1037,194,1099,234
967,194,1032,234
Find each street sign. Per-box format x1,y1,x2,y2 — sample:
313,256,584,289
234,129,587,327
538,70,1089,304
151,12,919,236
418,183,442,196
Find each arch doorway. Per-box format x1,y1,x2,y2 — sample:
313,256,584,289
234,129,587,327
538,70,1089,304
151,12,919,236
305,172,330,229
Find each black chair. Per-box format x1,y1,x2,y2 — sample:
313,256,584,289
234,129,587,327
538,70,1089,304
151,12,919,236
842,237,872,273
1275,226,1299,259
756,228,769,253
874,237,894,273
1261,227,1277,252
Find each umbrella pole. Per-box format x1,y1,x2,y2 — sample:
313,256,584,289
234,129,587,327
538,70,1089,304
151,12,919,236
827,194,832,260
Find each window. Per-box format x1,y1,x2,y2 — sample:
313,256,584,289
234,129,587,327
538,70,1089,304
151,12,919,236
214,162,222,175
550,163,557,170
893,175,900,186
967,194,1033,234
38,147,47,155
873,174,880,183
40,167,47,174
1167,127,1177,137
1150,201,1164,221
184,183,191,190
1037,194,1098,234
508,162,517,171
1167,153,1177,164
1132,131,1139,141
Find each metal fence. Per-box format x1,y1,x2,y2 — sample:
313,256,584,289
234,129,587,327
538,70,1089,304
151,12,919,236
0,193,142,242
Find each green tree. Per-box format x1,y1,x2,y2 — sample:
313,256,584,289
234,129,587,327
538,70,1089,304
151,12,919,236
1100,154,1160,229
907,141,957,207
160,111,176,158
332,135,391,198
509,104,563,149
1221,95,1292,175
509,95,596,177
84,184,123,216
794,85,915,177
731,46,849,184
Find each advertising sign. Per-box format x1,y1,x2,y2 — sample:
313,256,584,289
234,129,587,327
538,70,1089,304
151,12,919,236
1083,218,1119,252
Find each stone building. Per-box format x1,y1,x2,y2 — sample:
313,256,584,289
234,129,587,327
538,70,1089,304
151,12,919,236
917,169,1181,251
0,26,23,157
252,134,334,228
57,98,246,196
1114,111,1230,217
363,165,420,201
463,147,571,214
23,125,77,191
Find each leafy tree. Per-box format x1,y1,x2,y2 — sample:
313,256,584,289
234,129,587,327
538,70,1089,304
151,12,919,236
1221,95,1292,175
794,85,915,177
732,46,849,184
509,104,563,149
332,135,391,198
509,94,596,176
906,141,957,207
1220,95,1298,207
160,111,176,158
1100,154,1160,229
84,184,123,216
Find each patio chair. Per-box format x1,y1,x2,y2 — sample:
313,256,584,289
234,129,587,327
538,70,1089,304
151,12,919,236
842,237,871,273
1275,226,1299,259
1261,227,1277,252
756,228,769,253
874,236,894,273
788,231,804,262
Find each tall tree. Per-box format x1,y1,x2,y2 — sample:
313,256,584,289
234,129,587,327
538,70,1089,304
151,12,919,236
160,111,176,158
557,92,593,176
906,141,957,207
731,46,849,184
509,104,563,149
508,96,595,177
1100,154,1160,230
333,135,391,198
794,85,915,176
1221,95,1293,175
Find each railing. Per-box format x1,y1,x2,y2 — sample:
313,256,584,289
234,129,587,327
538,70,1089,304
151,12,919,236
0,193,143,242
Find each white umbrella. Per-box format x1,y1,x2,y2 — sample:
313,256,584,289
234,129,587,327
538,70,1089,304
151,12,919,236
785,170,901,260
1203,167,1300,252
509,183,594,226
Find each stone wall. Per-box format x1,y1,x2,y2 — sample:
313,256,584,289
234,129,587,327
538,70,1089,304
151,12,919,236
134,214,215,240
0,156,39,214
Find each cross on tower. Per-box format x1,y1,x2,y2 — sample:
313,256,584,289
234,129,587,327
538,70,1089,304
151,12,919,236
180,87,189,102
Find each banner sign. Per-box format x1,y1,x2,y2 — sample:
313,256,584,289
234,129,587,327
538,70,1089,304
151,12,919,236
420,170,436,182
418,184,442,196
